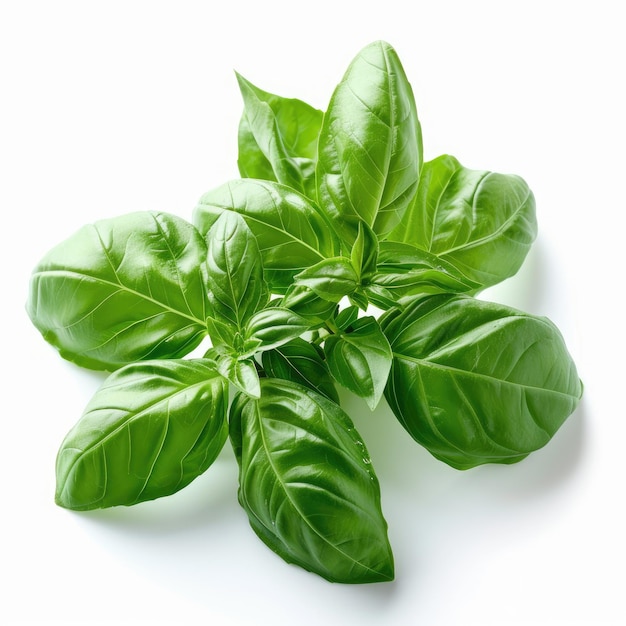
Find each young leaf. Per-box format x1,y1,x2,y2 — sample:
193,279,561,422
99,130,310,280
26,212,209,371
205,348,261,399
244,307,310,353
294,257,358,303
205,211,268,330
279,284,337,327
229,378,394,583
324,316,393,410
55,359,228,510
369,241,480,305
261,338,339,403
194,179,340,293
387,154,537,289
381,294,583,469
350,221,379,281
236,73,323,198
316,40,422,244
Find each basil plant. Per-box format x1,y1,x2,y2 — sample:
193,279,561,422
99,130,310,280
27,41,582,584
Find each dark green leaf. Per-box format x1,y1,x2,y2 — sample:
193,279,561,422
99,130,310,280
194,179,340,292
55,359,228,510
316,40,422,244
387,154,537,289
205,211,268,329
236,73,323,197
325,317,392,410
294,257,358,303
26,212,209,371
229,378,394,583
261,338,339,403
381,294,583,469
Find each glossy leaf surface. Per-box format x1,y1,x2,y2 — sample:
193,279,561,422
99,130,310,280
230,378,394,583
370,241,480,304
194,179,339,292
261,338,339,403
387,154,537,289
244,307,310,353
55,359,228,510
316,40,422,243
294,257,358,303
236,74,323,197
382,294,583,469
325,316,392,410
27,212,209,370
205,211,268,329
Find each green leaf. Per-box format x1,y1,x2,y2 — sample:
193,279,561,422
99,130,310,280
236,73,323,198
261,338,339,403
55,359,228,510
194,179,340,293
26,212,209,371
279,284,337,327
350,221,379,281
324,316,393,410
334,305,360,331
381,294,583,469
316,40,422,244
229,378,394,584
205,348,261,399
387,154,537,289
294,257,358,303
205,211,268,330
244,306,310,353
369,241,480,305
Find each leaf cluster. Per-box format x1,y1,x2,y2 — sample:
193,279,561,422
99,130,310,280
26,41,582,584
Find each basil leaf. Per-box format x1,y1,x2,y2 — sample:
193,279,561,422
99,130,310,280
316,40,422,244
229,378,394,583
194,179,340,292
324,316,392,410
261,338,339,403
279,284,337,327
205,211,268,330
205,348,261,399
55,359,228,510
370,241,480,303
387,154,537,289
294,257,358,303
236,73,323,198
350,221,379,281
26,211,209,371
244,307,310,353
381,294,583,469
334,305,360,331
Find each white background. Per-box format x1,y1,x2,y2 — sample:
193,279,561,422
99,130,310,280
1,1,624,624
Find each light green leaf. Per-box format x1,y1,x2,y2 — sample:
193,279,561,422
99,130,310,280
316,40,422,244
387,154,537,289
236,73,323,198
26,212,209,371
194,179,340,292
55,359,228,510
205,211,268,330
294,257,358,303
244,306,310,353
